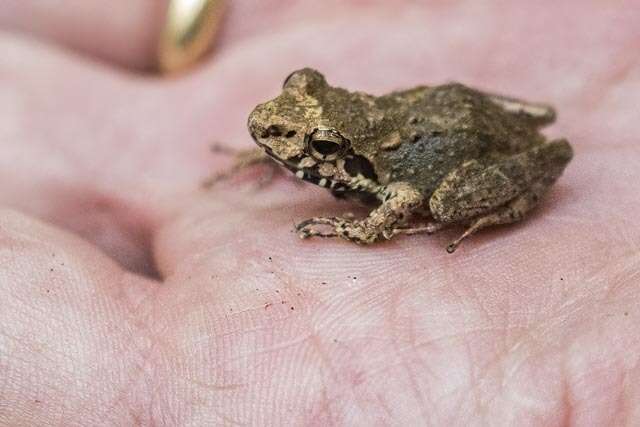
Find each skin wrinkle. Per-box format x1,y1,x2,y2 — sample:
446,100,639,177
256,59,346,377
595,365,627,423
304,330,343,423
615,221,640,251
300,294,381,421
394,281,516,387
426,272,505,416
459,330,553,419
511,308,635,423
187,313,291,345
97,310,157,422
501,352,560,419
386,286,434,424
4,294,145,422
462,336,490,423
1,337,77,407
150,324,239,425
313,286,393,341
304,283,401,420
151,286,299,422
434,331,508,418
563,353,624,425
212,331,313,368
99,316,156,423
602,252,640,300
4,298,89,376
428,338,480,423
621,359,640,422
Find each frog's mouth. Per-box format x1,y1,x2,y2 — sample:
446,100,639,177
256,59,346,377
264,149,350,194
251,139,344,190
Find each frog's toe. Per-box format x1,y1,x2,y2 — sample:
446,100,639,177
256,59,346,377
295,217,380,244
295,217,340,239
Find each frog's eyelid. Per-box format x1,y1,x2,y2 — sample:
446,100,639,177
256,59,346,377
282,72,295,88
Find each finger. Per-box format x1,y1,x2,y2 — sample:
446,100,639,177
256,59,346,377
0,209,157,425
0,0,169,69
0,31,218,274
0,33,157,273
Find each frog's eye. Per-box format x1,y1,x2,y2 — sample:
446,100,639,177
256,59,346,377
306,128,349,161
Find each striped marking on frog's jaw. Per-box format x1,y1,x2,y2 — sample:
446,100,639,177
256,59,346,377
283,155,349,192
252,129,381,197
265,149,385,204
253,139,348,192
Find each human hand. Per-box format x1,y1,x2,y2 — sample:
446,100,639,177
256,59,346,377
1,1,639,424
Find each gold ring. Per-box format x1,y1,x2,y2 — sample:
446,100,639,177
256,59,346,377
157,0,226,74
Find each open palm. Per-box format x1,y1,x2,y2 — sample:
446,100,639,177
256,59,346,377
1,1,639,425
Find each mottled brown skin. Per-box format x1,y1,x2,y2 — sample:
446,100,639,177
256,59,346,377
247,68,573,252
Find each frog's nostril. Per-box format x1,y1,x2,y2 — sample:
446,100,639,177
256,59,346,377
266,125,283,137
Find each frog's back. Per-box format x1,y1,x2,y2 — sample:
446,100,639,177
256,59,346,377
414,83,549,149
375,83,552,196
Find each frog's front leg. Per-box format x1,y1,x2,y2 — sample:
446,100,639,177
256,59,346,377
296,182,423,244
429,139,573,252
202,145,275,188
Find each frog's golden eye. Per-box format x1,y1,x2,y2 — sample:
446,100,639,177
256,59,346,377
306,128,349,161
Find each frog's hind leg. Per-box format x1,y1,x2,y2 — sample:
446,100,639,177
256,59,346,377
487,93,556,127
430,139,573,252
446,180,549,253
387,220,448,238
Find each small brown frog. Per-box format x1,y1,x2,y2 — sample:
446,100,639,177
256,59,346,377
246,68,573,252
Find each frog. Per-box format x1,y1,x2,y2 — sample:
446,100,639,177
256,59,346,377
246,68,573,252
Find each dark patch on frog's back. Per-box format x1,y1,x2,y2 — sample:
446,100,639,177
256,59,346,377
379,83,543,144
378,133,489,196
373,82,548,196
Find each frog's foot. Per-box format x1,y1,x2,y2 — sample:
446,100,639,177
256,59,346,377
296,217,444,244
297,182,424,245
202,145,276,189
296,216,380,244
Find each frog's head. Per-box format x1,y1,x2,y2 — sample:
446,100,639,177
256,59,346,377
248,68,382,195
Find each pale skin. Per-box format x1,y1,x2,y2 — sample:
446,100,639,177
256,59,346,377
1,1,640,425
